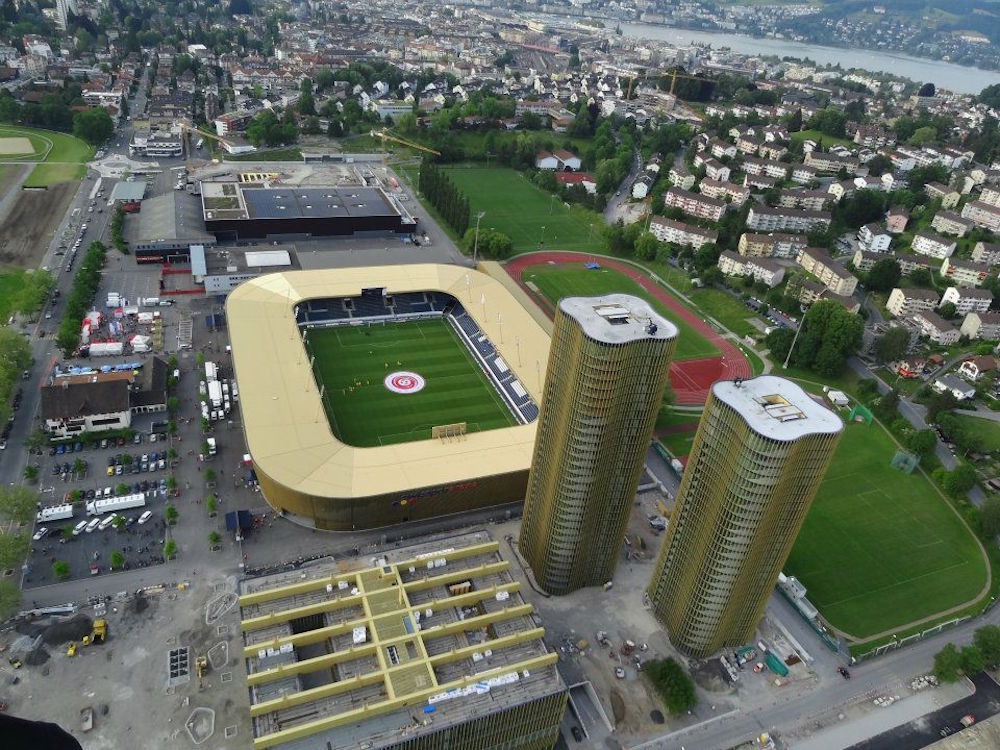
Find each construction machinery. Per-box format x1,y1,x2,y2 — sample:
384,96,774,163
625,69,716,100
82,619,107,646
369,129,441,158
66,642,77,657
195,655,208,689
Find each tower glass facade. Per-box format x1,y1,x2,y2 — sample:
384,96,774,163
648,376,842,657
519,294,677,595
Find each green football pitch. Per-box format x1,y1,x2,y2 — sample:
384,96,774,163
785,419,989,639
306,320,516,447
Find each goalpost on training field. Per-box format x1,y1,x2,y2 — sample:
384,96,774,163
432,422,467,441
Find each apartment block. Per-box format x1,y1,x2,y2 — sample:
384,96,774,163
747,206,832,233
886,287,940,317
911,231,957,259
650,217,718,249
796,247,858,296
940,258,991,287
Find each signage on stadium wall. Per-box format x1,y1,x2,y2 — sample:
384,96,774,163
393,481,479,507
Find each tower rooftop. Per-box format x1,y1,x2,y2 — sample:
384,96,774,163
712,375,843,441
558,294,678,345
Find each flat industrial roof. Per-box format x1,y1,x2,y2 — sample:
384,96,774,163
239,531,564,750
226,265,551,499
712,376,843,441
559,294,678,345
201,181,399,222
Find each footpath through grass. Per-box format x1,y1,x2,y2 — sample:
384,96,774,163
440,166,605,253
785,418,989,639
307,320,515,447
523,264,718,361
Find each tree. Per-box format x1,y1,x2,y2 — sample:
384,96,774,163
974,625,1000,668
938,302,957,320
944,465,977,496
165,476,177,492
112,515,125,531
961,644,985,676
163,539,177,560
909,267,933,288
24,429,50,455
208,531,221,548
60,525,74,542
765,327,795,362
0,579,21,621
110,550,124,570
0,532,29,570
641,658,697,714
926,391,959,422
166,396,180,415
72,108,113,145
785,301,864,377
980,497,1000,539
165,505,179,525
205,496,217,516
908,126,937,147
23,464,38,482
867,258,901,293
874,326,910,364
52,560,71,581
907,429,937,461
0,486,38,525
934,643,963,682
116,483,129,496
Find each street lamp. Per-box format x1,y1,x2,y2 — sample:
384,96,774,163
473,211,486,265
539,225,546,249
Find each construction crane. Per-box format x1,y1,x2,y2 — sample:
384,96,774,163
178,122,235,174
369,129,441,158
626,69,715,100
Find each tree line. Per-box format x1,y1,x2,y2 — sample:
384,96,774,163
418,161,471,237
56,241,108,356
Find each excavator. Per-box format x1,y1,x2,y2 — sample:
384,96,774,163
195,655,208,689
82,619,107,647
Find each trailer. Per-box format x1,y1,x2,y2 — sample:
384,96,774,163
37,503,75,522
85,493,146,517
208,380,223,408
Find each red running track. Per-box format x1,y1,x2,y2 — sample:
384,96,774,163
505,252,751,405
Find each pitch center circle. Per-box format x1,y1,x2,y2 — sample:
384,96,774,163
384,371,426,394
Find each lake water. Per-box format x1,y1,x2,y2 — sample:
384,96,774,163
617,22,1000,95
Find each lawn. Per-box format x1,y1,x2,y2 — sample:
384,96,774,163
0,267,27,323
947,414,1000,452
23,163,86,187
522,264,719,361
688,288,766,338
437,166,605,253
785,417,989,639
0,125,93,163
790,129,854,150
306,320,515,447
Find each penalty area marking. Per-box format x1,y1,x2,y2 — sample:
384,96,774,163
385,371,426,394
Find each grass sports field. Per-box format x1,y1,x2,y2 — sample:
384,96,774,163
436,167,605,253
22,163,86,187
307,320,515,447
0,125,93,163
785,419,988,639
523,264,718,361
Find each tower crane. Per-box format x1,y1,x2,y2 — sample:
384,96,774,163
369,129,441,158
626,69,716,100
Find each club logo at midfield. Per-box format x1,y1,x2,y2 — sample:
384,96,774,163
384,371,426,394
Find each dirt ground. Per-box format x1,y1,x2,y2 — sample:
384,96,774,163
0,182,76,267
0,137,34,155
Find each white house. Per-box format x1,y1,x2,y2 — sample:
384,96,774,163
535,151,559,170
932,374,975,401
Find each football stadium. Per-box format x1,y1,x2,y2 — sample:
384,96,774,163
226,264,551,530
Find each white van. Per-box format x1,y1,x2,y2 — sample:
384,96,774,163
85,518,101,533
72,520,89,536
98,514,117,531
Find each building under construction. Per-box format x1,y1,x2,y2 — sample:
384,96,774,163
238,532,567,750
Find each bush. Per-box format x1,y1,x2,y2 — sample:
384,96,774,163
641,658,697,714
163,539,177,560
52,560,71,580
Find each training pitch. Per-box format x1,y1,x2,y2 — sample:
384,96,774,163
0,137,33,155
307,320,516,447
785,419,989,640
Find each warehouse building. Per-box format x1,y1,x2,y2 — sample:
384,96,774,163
201,181,416,241
133,192,216,264
239,532,567,750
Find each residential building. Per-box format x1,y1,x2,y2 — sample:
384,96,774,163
913,311,960,345
240,532,568,750
41,358,168,438
962,200,1000,233
941,259,991,288
940,285,993,314
534,151,559,170
519,295,677,595
852,249,883,272
886,287,940,317
959,356,997,381
980,185,1000,208
664,188,726,222
631,174,652,200
647,376,842,657
738,232,807,259
961,312,1000,341
742,157,789,180
886,206,910,234
704,159,731,182
790,163,819,185
912,231,957,259
129,131,183,157
667,166,695,191
372,99,412,120
699,179,749,207
650,217,718,249
797,247,858,296
804,151,859,174
973,242,1000,266
797,280,860,313
932,374,975,401
932,210,974,237
858,223,891,252
925,182,961,209
747,207,832,233
552,150,581,171
718,252,783,287
554,172,596,194
776,189,830,212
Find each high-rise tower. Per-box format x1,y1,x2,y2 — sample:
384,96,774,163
519,294,677,595
648,375,842,657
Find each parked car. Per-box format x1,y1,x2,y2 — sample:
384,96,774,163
138,511,152,525
32,527,49,541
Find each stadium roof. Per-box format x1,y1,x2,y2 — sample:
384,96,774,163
226,264,551,500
